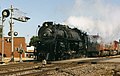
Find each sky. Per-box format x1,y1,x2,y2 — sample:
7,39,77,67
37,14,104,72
0,0,120,44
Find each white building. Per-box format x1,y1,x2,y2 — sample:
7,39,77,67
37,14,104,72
25,46,35,58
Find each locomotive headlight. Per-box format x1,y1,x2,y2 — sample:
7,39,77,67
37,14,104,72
45,23,48,27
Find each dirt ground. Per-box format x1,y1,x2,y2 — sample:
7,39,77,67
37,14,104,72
42,63,120,76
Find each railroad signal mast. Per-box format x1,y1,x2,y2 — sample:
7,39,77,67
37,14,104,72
1,5,30,62
9,5,14,62
1,7,10,62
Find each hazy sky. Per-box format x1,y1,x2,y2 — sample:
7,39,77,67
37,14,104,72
0,0,120,43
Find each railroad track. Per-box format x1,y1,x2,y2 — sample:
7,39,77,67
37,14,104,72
0,62,42,76
0,61,59,76
19,62,120,76
0,61,80,76
0,55,120,76
19,63,79,76
51,55,120,63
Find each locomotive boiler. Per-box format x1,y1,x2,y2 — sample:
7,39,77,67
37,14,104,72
36,22,88,61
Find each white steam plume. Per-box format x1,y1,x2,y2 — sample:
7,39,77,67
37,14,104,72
64,0,120,43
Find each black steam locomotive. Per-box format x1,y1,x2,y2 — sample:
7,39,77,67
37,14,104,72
36,22,93,61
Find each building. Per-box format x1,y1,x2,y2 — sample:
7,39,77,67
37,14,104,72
26,46,35,58
0,37,26,58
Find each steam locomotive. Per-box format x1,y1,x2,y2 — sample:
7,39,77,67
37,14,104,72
36,22,120,61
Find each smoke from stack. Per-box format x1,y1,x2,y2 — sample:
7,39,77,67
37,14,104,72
63,0,120,43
